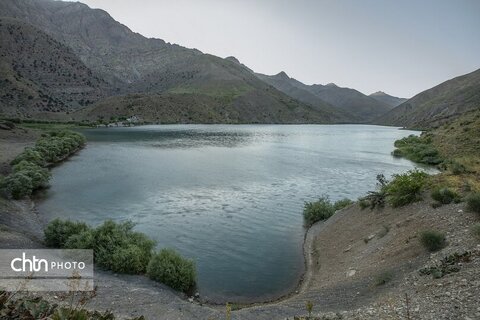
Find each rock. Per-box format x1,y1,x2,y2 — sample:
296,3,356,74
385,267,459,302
347,269,357,277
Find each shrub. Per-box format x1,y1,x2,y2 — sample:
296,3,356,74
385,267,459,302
10,148,45,166
385,169,428,207
333,198,353,211
374,271,393,286
44,218,89,248
110,244,151,274
303,196,335,226
472,223,480,240
420,230,446,252
359,174,388,210
3,172,33,199
44,219,195,292
13,160,50,189
359,199,370,210
431,187,460,205
62,220,155,274
466,192,480,214
377,225,390,238
147,248,196,293
392,135,443,165
450,161,467,175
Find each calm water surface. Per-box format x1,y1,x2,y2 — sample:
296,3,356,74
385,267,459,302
37,125,420,302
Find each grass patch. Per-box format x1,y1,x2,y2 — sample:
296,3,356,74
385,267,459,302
303,196,335,226
431,187,460,205
333,198,353,211
466,192,480,214
420,230,446,252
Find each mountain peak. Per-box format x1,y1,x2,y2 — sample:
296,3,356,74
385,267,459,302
370,91,386,96
225,56,239,63
325,83,337,87
275,71,290,79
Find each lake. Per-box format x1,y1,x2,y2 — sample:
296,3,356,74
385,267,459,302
37,124,420,302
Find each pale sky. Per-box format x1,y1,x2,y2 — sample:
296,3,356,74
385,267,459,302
65,0,480,98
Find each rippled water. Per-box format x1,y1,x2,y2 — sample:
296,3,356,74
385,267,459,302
37,125,420,302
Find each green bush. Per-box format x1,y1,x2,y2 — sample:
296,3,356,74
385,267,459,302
450,161,467,175
333,198,353,211
10,148,45,166
60,220,155,274
147,249,196,293
392,135,443,165
385,169,428,207
2,130,86,199
3,172,33,199
303,196,335,226
420,230,446,252
44,218,89,248
11,131,86,166
431,187,460,205
13,160,50,189
358,199,370,210
466,192,480,214
90,221,155,273
44,219,196,292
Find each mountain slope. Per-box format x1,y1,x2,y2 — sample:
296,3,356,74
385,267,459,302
256,72,355,122
256,72,392,122
0,0,348,124
369,91,407,108
0,17,108,118
376,68,480,128
307,83,393,122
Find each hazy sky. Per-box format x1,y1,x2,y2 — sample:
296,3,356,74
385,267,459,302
66,0,480,97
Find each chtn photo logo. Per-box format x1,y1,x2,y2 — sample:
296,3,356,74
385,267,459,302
10,252,87,272
0,249,94,292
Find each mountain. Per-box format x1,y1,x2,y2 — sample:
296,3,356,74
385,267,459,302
0,0,347,124
306,83,393,122
0,17,108,118
376,68,480,128
255,72,355,122
369,91,407,108
256,72,392,122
